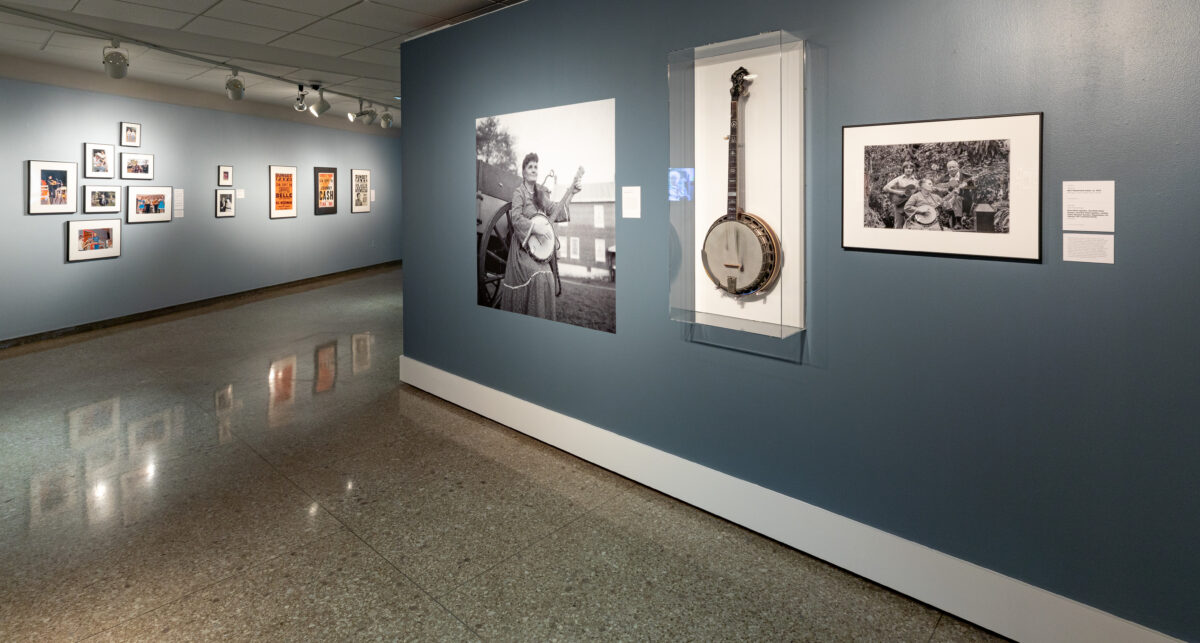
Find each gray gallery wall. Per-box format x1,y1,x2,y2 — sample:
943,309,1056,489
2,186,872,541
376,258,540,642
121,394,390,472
400,0,1200,639
1,76,402,343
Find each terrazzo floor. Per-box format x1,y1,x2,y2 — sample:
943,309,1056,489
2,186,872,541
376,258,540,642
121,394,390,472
0,266,1008,641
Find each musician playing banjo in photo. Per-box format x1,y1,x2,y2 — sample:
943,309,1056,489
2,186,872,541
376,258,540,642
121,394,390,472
499,152,583,320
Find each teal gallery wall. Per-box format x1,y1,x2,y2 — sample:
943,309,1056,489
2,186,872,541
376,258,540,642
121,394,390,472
399,0,1200,639
1,77,403,343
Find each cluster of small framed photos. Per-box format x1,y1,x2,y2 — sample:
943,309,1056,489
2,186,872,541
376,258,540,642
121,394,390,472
27,119,376,263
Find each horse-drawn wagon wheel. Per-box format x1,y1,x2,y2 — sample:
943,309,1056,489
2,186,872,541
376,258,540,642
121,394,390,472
477,203,511,307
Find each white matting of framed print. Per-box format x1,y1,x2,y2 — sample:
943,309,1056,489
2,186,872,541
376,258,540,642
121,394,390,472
68,219,121,261
83,185,121,213
218,165,233,186
84,143,115,179
121,152,154,180
127,186,172,223
269,165,297,218
120,122,141,147
843,112,1042,261
28,160,77,214
216,188,235,217
351,168,370,213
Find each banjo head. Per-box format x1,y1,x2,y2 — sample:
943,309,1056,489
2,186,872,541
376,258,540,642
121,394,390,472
700,212,781,296
525,213,556,261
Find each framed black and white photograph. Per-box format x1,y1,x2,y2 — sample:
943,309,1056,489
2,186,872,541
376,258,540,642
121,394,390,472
475,98,616,333
218,165,233,186
843,112,1042,261
120,122,141,147
121,152,154,180
67,219,121,261
269,165,297,219
28,160,78,214
215,188,235,218
83,185,121,213
314,166,336,215
350,168,370,213
127,186,172,223
84,143,115,179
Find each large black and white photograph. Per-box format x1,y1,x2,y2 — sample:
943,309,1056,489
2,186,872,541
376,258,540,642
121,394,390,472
843,113,1042,260
476,98,616,333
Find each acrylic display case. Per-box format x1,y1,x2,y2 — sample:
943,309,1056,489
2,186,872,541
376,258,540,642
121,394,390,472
668,31,809,344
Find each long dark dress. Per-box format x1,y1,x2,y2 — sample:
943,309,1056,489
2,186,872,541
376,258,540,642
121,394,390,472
499,182,568,319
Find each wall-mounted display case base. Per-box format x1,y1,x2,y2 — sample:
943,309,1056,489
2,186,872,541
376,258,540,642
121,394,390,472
668,31,814,350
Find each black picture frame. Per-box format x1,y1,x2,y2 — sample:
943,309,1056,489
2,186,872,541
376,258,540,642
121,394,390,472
842,112,1043,262
314,166,337,215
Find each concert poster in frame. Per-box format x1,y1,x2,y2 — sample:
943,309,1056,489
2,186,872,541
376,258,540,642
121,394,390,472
83,185,121,213
215,189,235,218
218,165,233,186
84,143,115,179
120,152,154,180
314,167,337,215
843,112,1042,261
127,186,172,223
269,165,297,218
351,169,370,213
28,160,78,214
67,219,121,261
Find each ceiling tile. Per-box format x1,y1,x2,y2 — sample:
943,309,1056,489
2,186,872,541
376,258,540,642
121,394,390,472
247,0,358,17
268,33,359,57
0,21,51,45
0,0,79,11
182,16,288,44
0,39,46,58
298,19,398,46
371,0,491,20
329,2,433,32
72,0,195,29
201,0,319,31
224,58,299,76
285,68,358,86
123,0,215,13
187,66,271,87
340,47,401,67
331,77,399,91
47,32,149,57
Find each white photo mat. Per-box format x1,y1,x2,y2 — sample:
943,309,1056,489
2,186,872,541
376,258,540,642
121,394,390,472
269,165,297,218
127,186,172,223
68,218,121,261
843,113,1042,260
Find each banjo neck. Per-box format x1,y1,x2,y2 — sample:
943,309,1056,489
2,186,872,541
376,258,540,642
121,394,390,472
727,96,740,218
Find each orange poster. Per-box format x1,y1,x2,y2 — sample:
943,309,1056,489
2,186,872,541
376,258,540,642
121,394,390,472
274,172,293,210
318,172,334,208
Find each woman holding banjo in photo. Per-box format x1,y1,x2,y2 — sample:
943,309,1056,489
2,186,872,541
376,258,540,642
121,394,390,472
499,152,584,320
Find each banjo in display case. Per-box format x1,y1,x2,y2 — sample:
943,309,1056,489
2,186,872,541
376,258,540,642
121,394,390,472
699,66,782,297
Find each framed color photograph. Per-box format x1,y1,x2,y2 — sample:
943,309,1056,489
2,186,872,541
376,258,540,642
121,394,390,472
127,186,172,223
351,169,370,213
215,189,235,217
28,160,77,214
84,143,115,179
121,152,154,180
269,165,297,218
314,167,337,215
843,112,1042,261
68,219,121,261
218,165,233,186
83,185,121,213
120,122,141,147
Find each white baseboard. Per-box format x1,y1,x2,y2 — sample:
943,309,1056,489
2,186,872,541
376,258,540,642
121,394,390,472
399,355,1176,643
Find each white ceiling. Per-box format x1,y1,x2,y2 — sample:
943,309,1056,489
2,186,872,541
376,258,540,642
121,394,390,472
0,0,522,114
